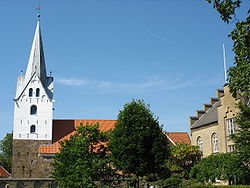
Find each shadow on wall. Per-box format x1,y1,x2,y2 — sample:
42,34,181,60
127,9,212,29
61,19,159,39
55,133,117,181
52,120,76,143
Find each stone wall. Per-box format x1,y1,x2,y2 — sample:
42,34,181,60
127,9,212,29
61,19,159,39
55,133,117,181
190,86,240,157
0,178,58,188
217,86,239,154
12,140,54,178
191,123,219,157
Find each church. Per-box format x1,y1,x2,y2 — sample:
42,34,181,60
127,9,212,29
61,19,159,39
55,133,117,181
11,20,191,180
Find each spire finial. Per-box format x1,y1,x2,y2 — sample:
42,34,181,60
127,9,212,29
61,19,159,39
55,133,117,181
35,1,41,21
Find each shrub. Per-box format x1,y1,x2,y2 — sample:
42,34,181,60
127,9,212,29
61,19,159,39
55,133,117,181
162,177,183,188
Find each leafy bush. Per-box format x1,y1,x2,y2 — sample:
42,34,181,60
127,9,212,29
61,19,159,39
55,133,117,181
190,152,250,184
162,177,183,188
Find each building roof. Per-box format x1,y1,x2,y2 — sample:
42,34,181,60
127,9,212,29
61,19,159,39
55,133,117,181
39,119,117,154
39,120,191,154
25,21,47,83
0,165,11,178
15,21,53,101
191,101,220,129
166,132,191,145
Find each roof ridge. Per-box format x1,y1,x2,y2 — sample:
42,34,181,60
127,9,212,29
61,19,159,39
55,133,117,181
191,100,220,128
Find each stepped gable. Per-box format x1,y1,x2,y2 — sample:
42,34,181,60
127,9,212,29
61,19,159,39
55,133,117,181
190,88,224,129
39,119,117,154
166,132,191,145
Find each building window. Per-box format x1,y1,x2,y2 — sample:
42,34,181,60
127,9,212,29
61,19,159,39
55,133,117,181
197,136,203,152
29,88,33,97
16,182,24,188
34,182,41,188
227,118,235,135
29,170,32,178
228,145,235,152
212,133,219,153
36,88,40,97
30,125,36,133
30,105,37,115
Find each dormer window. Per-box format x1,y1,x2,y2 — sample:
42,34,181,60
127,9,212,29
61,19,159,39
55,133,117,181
30,125,36,133
29,88,33,97
36,88,40,97
30,105,37,115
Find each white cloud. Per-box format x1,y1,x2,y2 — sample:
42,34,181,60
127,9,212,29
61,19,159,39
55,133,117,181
57,78,90,86
57,75,194,93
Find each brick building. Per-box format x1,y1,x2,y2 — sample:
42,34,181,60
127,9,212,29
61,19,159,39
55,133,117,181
189,86,240,157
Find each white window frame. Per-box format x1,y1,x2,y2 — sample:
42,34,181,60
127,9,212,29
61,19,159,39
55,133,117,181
228,145,235,152
226,118,235,135
212,133,219,153
197,136,203,152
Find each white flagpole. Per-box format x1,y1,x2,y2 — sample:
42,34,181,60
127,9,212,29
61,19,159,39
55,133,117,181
223,44,227,83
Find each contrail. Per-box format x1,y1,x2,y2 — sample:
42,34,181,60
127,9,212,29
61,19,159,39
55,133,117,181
127,20,171,44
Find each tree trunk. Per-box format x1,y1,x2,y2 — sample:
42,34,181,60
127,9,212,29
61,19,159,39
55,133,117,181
136,175,140,188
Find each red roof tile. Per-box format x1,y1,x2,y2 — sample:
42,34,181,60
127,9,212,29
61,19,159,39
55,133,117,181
39,120,190,154
39,120,116,154
166,132,191,145
0,165,11,177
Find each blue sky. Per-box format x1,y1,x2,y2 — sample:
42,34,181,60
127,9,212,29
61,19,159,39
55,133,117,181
0,0,248,140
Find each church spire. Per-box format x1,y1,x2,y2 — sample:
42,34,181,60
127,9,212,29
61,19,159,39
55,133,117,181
25,20,47,83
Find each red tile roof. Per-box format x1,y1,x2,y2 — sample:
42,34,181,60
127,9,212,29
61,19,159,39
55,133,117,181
0,165,11,177
39,120,190,154
166,132,191,145
39,120,117,154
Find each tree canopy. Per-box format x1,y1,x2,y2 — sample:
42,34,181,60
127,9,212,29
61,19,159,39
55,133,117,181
190,152,250,184
108,99,168,182
230,104,250,167
207,0,250,177
0,132,13,173
206,0,250,100
52,123,114,188
165,143,201,179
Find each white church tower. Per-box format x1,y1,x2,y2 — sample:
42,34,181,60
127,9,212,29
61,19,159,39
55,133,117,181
13,21,54,140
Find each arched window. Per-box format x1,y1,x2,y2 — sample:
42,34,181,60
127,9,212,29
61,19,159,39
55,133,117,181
197,136,203,152
16,182,24,188
36,88,40,97
30,105,37,115
212,133,219,153
29,88,33,97
30,125,36,133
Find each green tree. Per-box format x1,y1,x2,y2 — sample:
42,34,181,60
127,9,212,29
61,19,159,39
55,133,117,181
52,123,115,188
206,1,249,99
206,0,250,174
0,132,13,173
165,143,201,179
230,104,250,167
190,152,250,184
108,99,168,187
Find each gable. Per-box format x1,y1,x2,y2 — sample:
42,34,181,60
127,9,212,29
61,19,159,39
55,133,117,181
14,73,53,102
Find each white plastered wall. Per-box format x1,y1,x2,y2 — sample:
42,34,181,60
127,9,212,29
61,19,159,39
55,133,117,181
13,75,53,140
